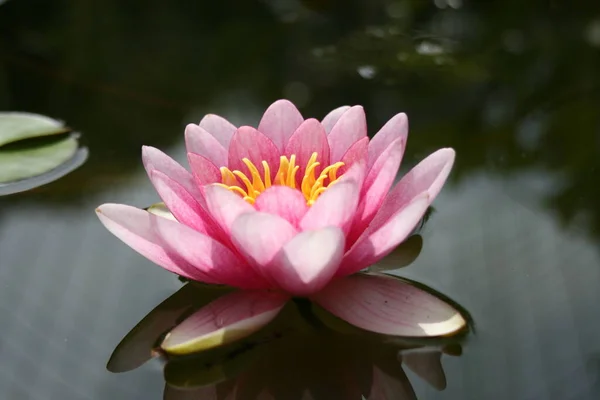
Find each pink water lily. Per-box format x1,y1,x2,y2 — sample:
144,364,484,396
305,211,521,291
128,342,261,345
96,100,459,339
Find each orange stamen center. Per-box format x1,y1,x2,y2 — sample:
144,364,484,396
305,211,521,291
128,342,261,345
215,152,344,206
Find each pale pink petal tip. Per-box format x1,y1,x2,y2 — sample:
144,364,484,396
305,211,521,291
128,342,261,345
254,185,308,227
95,203,198,280
321,105,351,134
417,147,456,201
141,146,201,199
203,184,254,233
161,291,288,355
198,113,237,148
184,124,227,166
270,227,345,296
230,211,297,268
312,274,467,337
327,105,367,162
257,99,304,151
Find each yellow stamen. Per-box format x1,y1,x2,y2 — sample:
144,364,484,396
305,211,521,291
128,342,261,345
218,152,344,206
232,170,255,196
262,161,271,188
214,183,248,198
220,167,238,186
242,158,265,192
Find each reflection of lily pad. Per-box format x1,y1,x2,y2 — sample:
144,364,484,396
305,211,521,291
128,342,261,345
0,112,87,195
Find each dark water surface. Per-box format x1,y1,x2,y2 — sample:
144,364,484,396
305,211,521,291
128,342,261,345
1,1,600,399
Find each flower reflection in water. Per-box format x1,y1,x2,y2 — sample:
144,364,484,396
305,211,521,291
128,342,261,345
108,243,472,399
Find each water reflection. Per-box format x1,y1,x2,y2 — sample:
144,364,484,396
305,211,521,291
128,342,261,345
109,281,469,399
162,326,461,399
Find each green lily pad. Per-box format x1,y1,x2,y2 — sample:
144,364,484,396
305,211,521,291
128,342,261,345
0,112,87,195
0,112,69,147
0,135,77,183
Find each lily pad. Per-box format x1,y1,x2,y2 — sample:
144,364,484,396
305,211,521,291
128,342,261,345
0,112,69,147
0,112,87,195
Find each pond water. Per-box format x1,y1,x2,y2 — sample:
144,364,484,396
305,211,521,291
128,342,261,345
1,1,600,399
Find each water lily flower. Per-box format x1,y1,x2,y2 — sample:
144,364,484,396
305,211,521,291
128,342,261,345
96,100,459,339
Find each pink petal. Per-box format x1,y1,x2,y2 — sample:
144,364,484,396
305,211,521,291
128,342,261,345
300,180,360,232
185,124,228,166
321,105,351,134
204,184,255,233
269,227,345,296
95,204,208,282
339,194,429,275
311,274,467,336
199,113,237,148
153,214,268,289
327,106,367,162
257,99,304,152
254,186,308,227
230,212,298,282
228,126,280,180
366,148,456,236
187,152,221,186
161,290,289,355
338,136,369,175
149,170,221,237
367,113,408,171
341,159,367,187
284,118,330,180
142,146,201,199
347,137,405,244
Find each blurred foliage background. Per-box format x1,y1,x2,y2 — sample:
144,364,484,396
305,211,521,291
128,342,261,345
1,0,599,239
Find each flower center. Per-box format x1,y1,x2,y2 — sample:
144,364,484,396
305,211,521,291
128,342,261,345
216,152,344,206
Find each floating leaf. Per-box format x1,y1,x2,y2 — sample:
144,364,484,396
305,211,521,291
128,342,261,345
0,112,69,147
0,112,88,195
